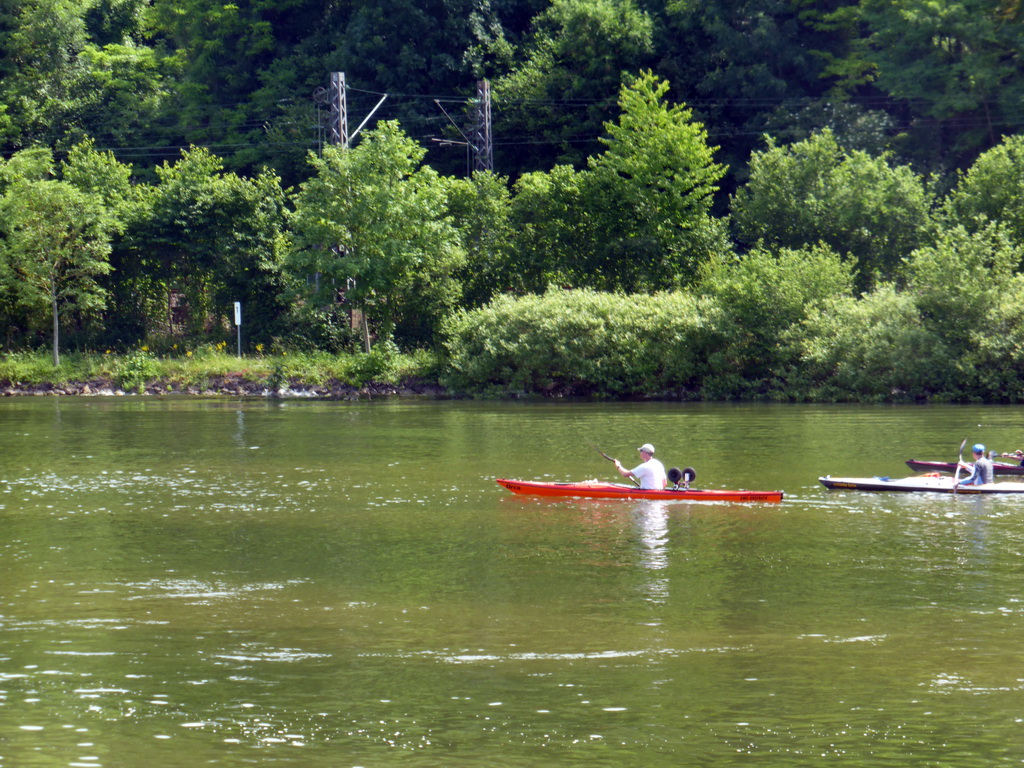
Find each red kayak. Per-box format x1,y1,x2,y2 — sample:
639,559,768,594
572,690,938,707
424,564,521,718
906,459,1024,476
496,478,783,503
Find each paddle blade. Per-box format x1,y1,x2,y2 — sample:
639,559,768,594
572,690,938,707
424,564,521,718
954,438,967,488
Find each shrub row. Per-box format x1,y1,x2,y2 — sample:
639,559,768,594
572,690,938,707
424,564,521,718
442,239,1024,403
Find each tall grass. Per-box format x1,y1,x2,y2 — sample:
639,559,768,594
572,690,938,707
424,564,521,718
0,346,442,389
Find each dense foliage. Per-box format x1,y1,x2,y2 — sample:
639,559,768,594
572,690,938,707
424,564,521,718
2,0,1021,186
3,0,1024,402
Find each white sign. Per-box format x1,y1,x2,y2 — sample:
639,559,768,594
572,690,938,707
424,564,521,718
234,301,242,325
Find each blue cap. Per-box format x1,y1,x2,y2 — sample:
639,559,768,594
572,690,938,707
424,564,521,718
972,443,985,453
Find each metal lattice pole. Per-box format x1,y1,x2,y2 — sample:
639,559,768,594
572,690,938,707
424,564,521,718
472,79,493,172
329,72,348,147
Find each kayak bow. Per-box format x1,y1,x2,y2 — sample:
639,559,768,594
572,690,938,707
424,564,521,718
496,478,783,503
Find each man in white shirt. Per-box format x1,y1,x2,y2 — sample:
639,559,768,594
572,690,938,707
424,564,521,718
614,443,667,489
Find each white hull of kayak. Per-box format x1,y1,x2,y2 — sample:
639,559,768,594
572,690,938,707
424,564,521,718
820,475,1024,494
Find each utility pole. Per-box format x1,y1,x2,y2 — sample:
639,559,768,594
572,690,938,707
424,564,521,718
433,79,493,175
325,72,388,150
472,80,493,173
329,71,348,148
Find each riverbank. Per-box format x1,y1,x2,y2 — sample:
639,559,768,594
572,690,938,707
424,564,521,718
0,349,449,399
0,374,449,398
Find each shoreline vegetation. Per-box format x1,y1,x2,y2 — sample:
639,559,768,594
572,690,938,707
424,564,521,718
3,254,1024,405
6,5,1024,410
0,349,449,400
6,105,1024,408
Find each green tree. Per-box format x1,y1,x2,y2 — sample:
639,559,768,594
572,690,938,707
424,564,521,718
117,147,289,346
654,0,865,185
901,221,1022,353
584,71,730,289
731,130,935,288
444,170,516,308
61,138,137,222
61,41,175,150
508,163,590,291
509,72,730,292
121,147,226,338
493,0,654,172
825,0,1024,167
0,0,171,153
0,0,90,146
0,145,55,346
288,121,466,349
945,134,1024,246
0,144,53,190
0,177,112,364
61,138,150,347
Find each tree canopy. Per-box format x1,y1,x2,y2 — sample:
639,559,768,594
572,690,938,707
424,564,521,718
0,170,113,364
288,121,466,347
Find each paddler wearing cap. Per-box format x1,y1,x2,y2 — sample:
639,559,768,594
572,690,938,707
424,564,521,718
613,443,668,490
957,443,994,487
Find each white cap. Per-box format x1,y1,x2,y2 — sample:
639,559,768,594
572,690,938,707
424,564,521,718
638,443,655,454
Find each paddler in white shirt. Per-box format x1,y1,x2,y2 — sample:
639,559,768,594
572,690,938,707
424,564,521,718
614,443,668,489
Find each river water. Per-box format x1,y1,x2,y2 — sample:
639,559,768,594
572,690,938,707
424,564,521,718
2,398,1024,766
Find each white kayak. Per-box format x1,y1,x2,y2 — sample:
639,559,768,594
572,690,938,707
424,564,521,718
819,475,1024,494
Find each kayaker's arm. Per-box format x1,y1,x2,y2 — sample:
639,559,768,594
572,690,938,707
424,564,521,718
613,458,635,482
956,460,975,487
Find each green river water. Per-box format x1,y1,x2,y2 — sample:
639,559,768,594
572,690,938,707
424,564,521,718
2,397,1024,767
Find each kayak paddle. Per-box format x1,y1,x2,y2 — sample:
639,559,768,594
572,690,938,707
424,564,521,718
953,437,967,492
590,444,640,486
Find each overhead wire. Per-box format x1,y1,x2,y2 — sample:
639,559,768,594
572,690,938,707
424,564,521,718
4,82,1023,164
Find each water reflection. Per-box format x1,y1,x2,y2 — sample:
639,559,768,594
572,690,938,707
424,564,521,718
233,409,245,447
634,502,670,606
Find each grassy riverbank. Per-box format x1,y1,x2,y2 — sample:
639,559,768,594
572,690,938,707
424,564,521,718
0,347,445,396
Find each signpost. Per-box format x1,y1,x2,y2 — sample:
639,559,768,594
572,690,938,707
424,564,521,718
233,301,242,357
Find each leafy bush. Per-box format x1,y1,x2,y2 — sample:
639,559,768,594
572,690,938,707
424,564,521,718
114,349,160,393
971,278,1024,400
442,288,711,396
699,244,854,399
900,222,1023,352
352,338,401,385
797,286,957,401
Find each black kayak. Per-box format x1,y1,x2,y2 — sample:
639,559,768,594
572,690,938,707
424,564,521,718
905,459,1024,476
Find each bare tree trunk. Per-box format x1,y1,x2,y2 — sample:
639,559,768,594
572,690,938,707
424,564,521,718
51,294,60,367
